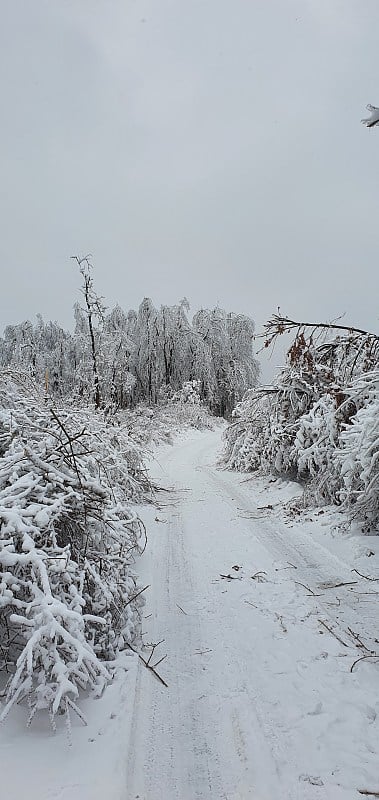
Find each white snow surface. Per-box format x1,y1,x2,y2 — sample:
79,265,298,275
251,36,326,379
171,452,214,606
1,426,378,800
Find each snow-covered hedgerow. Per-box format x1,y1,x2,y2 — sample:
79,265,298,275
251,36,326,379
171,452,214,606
0,372,149,729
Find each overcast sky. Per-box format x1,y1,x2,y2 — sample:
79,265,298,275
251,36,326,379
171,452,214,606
1,0,379,376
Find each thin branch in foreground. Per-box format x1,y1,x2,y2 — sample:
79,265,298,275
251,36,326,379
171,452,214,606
126,642,168,688
350,654,379,673
146,640,165,666
358,790,379,797
318,580,358,589
251,571,268,582
317,619,349,648
294,581,321,597
124,585,150,608
347,627,371,653
352,569,379,582
259,312,377,342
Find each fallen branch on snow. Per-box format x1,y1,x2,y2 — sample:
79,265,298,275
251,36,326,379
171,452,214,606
347,627,372,653
350,655,379,673
317,619,349,648
294,581,321,597
352,569,379,582
318,580,358,589
127,641,168,688
251,571,268,582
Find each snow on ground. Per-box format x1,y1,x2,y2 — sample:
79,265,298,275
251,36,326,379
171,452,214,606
1,426,378,799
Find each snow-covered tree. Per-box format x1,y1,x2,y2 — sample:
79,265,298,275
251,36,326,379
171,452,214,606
0,372,149,728
193,308,259,416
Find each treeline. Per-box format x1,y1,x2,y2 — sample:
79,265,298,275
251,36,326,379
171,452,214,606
0,260,259,417
224,313,379,531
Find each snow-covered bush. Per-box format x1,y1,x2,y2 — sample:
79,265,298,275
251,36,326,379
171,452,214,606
224,390,271,472
224,313,379,532
291,393,342,502
224,367,319,477
338,371,379,529
0,372,149,728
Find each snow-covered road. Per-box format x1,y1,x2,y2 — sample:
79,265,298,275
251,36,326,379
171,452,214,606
2,426,378,800
125,427,379,800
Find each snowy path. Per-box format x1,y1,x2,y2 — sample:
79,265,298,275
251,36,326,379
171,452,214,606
125,427,379,800
1,426,378,800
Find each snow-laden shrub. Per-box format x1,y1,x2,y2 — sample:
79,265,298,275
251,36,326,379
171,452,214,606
225,314,379,532
0,372,149,728
338,371,379,529
292,393,341,502
224,390,269,472
224,369,318,477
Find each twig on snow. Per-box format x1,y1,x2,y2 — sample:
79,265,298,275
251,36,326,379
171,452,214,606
347,627,371,653
350,655,379,673
251,571,267,582
275,562,298,571
317,619,349,648
318,580,358,589
127,641,168,688
151,654,167,669
352,569,379,582
294,581,321,597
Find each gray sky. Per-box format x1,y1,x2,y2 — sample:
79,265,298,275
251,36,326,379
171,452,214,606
1,0,379,377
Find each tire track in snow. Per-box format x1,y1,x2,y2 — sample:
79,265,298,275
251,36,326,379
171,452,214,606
125,431,282,800
203,465,378,654
125,428,378,799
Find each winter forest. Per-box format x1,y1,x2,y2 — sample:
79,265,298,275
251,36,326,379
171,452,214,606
0,258,259,727
1,254,378,777
0,258,260,417
2,2,379,798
